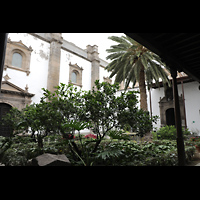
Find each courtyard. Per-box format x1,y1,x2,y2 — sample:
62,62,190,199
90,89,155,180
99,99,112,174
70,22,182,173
1,33,200,166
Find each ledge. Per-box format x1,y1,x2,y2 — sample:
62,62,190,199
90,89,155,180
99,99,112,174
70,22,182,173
4,65,30,76
68,81,82,88
28,33,109,68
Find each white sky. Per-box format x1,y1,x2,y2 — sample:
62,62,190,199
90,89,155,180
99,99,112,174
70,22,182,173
62,33,125,61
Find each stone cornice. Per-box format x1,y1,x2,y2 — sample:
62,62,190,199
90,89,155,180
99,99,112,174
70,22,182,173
50,38,63,45
1,80,35,97
1,89,35,97
28,33,108,68
4,65,30,76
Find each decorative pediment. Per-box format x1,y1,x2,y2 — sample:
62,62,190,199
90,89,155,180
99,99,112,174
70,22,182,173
7,38,33,52
159,96,170,103
5,38,32,76
159,96,182,104
69,62,83,71
1,81,34,97
68,62,83,87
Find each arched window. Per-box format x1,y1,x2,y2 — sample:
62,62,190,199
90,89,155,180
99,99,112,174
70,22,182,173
71,71,77,83
12,52,22,68
5,39,32,75
69,63,83,87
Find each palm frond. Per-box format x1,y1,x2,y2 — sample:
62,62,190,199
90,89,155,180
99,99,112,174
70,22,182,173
122,35,138,46
106,35,171,91
141,54,148,70
106,59,118,72
106,52,124,61
108,36,131,46
124,59,142,90
106,46,126,53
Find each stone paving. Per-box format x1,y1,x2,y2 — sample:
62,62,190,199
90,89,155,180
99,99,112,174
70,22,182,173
195,163,200,166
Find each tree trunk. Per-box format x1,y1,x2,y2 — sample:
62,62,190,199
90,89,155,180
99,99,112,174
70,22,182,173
38,135,43,149
92,139,101,154
139,64,148,111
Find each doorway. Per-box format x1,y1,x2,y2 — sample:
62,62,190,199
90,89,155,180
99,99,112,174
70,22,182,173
166,108,175,126
0,103,12,137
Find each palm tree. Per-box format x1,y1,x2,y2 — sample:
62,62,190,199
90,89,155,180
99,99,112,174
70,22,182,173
106,35,170,111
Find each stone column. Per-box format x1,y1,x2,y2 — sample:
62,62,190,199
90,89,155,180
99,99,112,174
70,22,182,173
87,45,100,89
47,33,63,93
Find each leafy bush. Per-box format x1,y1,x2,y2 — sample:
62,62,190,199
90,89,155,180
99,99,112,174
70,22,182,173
156,125,177,140
0,133,195,166
0,136,40,166
89,139,195,166
107,129,130,140
1,81,158,165
156,125,190,140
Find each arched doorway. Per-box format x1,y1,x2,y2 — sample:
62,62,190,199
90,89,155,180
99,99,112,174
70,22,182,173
159,95,185,127
166,108,175,126
0,103,12,137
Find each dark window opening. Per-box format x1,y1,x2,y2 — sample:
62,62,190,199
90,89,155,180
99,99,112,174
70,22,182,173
0,103,13,137
166,108,175,126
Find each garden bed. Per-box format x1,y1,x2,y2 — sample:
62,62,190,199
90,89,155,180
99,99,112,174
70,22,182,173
0,135,196,166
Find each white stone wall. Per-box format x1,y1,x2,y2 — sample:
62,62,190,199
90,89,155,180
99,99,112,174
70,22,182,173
182,81,200,134
60,49,92,91
115,81,200,134
4,33,50,104
148,81,200,133
99,66,111,84
148,87,165,129
3,33,113,104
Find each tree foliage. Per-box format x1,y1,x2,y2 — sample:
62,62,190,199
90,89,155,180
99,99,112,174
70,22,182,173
106,35,170,89
106,35,171,110
1,81,157,164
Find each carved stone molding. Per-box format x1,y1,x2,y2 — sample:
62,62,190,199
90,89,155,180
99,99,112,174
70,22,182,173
5,38,32,76
68,62,83,87
0,81,34,110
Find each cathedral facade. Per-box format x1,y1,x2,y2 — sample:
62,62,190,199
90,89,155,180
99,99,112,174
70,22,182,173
0,33,112,108
0,33,113,136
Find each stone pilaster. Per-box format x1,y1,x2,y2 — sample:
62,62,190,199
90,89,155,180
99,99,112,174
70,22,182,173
87,45,100,89
47,33,63,93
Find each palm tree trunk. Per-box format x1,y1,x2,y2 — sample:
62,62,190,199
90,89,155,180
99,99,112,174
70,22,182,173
139,64,148,111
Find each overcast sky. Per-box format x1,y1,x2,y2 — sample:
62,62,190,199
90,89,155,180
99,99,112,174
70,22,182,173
62,33,125,61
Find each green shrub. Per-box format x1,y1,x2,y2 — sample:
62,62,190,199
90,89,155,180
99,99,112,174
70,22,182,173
0,134,195,166
1,81,158,165
0,136,40,166
156,125,177,140
156,125,190,140
91,139,195,166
